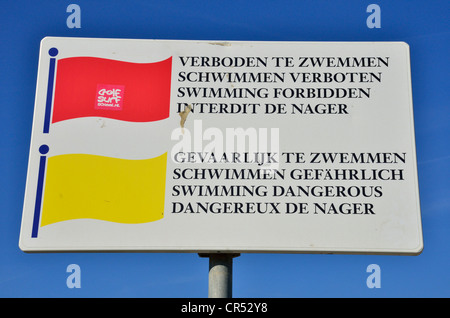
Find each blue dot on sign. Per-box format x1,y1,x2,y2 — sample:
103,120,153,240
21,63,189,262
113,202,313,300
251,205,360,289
39,145,49,154
49,48,58,57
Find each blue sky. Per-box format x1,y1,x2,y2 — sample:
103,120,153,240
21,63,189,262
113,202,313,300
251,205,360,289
0,0,449,298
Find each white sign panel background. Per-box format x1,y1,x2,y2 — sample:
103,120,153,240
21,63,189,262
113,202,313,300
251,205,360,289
19,37,423,254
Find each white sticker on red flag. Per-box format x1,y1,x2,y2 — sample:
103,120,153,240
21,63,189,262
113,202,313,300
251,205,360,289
95,84,125,110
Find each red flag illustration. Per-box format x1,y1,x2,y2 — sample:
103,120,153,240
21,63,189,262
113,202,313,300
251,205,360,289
52,56,172,123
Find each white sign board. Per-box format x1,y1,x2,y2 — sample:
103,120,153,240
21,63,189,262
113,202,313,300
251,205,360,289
19,37,423,254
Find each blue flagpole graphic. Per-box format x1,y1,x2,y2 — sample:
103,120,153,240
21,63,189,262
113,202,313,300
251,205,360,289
43,47,58,134
31,144,49,238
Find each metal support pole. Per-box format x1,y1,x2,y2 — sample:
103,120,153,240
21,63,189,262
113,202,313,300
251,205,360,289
199,253,240,298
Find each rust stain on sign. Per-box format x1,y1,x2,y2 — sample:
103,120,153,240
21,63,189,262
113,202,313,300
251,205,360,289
179,104,192,133
208,41,231,47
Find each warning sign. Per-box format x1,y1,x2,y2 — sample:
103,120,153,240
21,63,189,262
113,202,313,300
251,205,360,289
19,38,423,254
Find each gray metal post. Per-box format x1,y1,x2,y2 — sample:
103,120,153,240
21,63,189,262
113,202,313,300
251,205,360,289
199,253,240,298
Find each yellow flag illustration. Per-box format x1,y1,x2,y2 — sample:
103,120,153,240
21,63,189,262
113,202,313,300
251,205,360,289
41,152,167,226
